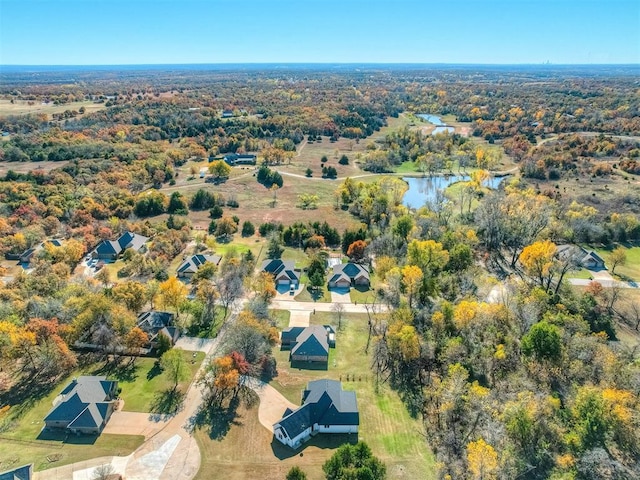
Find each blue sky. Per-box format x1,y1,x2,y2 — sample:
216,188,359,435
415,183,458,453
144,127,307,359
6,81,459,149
1,0,638,65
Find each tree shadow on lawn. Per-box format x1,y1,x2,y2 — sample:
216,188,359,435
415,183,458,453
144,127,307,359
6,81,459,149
271,433,359,460
92,357,139,383
146,360,163,381
149,388,185,419
189,389,258,440
0,373,60,420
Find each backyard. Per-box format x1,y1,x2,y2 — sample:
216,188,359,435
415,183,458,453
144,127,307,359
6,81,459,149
0,349,204,472
193,311,435,480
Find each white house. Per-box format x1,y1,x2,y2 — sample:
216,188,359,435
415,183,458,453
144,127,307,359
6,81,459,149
273,379,359,449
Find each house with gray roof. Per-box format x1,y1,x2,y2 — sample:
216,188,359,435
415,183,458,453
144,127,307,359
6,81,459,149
177,254,221,278
91,231,149,261
556,244,606,270
281,325,335,366
0,464,32,480
223,153,257,166
328,263,370,289
44,376,118,435
273,379,359,449
261,259,300,286
136,311,180,350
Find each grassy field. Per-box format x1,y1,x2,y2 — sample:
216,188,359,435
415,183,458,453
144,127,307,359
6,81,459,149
590,244,640,281
194,311,435,480
566,268,594,280
0,160,69,176
0,99,105,117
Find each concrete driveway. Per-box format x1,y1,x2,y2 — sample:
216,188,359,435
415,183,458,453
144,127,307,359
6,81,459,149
103,411,169,439
288,311,310,327
173,337,216,353
243,377,297,432
330,287,351,303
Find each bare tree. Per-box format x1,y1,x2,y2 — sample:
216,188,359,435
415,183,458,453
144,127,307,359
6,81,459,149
332,302,346,331
92,463,116,480
215,270,244,320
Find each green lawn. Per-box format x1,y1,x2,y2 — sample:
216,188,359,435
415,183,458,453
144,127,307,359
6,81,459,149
566,268,594,280
591,245,640,281
0,369,144,472
270,309,291,330
102,350,205,412
269,312,435,480
295,284,332,303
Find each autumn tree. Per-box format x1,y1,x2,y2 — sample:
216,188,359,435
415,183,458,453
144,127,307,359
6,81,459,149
347,240,367,262
208,160,231,179
466,438,498,480
401,265,423,308
609,247,627,275
124,326,149,358
159,276,188,318
253,271,276,302
112,281,147,313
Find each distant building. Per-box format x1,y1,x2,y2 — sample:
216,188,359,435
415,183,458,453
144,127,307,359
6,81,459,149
261,259,300,286
44,376,118,435
223,153,257,166
221,110,234,118
176,254,221,278
136,311,180,349
5,239,64,267
328,263,370,289
273,379,359,449
91,231,149,261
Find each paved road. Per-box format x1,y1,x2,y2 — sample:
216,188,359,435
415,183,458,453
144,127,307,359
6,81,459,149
271,299,386,314
568,278,638,289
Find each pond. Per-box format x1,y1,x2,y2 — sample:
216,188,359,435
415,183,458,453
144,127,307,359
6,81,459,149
417,113,455,134
402,175,506,208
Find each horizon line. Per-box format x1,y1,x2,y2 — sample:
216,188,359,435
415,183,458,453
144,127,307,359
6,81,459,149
2,62,639,68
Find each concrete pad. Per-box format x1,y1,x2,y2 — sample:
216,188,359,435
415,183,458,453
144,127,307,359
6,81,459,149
126,434,181,480
173,336,216,354
103,411,169,439
288,311,310,327
72,455,131,480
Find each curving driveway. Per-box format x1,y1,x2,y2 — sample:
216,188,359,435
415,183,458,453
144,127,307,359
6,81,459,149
243,377,297,433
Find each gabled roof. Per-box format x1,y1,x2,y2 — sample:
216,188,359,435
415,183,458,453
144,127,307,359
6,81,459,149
137,311,175,336
281,327,305,344
291,326,329,358
94,232,148,257
583,250,605,264
0,464,32,480
44,376,116,426
330,263,369,285
274,380,359,440
260,259,300,282
67,402,109,429
177,254,221,274
118,231,148,252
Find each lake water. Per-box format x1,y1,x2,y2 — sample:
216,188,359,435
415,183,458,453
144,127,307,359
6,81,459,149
417,113,455,134
402,175,505,208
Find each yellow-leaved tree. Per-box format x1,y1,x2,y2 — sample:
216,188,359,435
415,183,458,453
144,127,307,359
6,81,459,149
466,438,498,480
